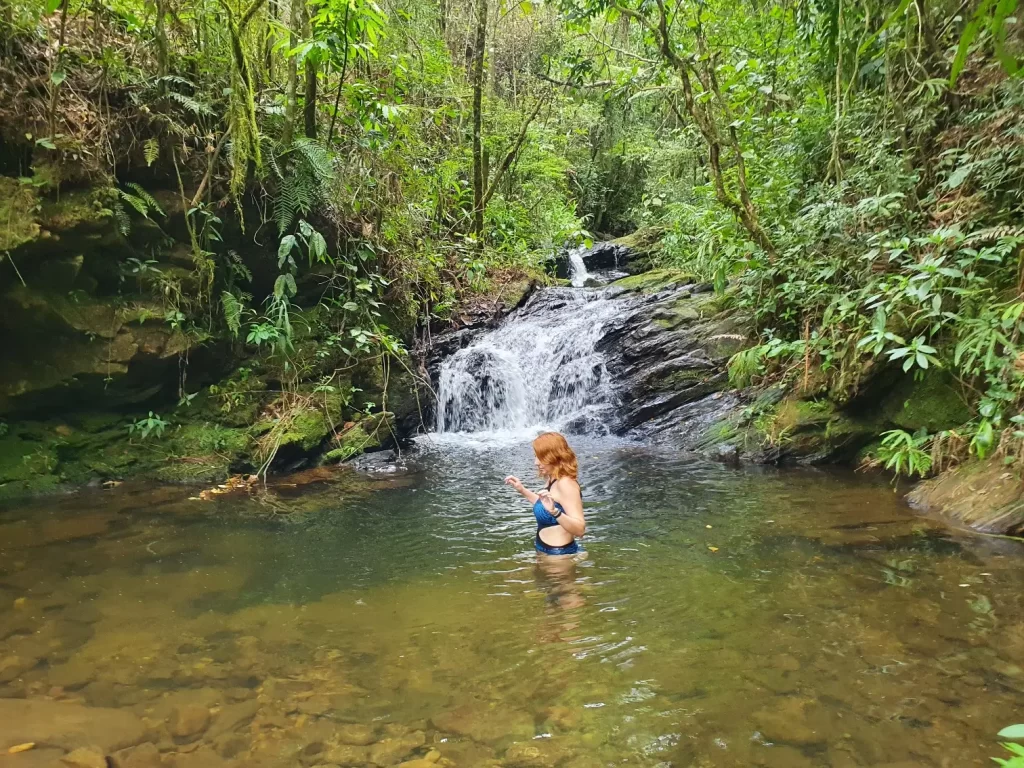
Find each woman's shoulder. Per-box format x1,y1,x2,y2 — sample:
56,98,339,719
553,476,581,494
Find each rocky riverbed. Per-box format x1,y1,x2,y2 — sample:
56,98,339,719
3,439,1022,768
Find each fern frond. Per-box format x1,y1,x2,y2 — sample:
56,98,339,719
221,291,246,338
125,183,165,217
293,138,334,183
143,138,159,167
169,91,215,117
156,74,196,88
112,198,131,236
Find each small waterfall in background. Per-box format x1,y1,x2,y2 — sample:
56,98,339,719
434,287,622,437
567,245,591,287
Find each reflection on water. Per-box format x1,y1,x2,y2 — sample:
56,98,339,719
1,436,1023,768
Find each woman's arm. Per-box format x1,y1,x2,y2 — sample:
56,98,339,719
547,478,586,537
504,475,541,505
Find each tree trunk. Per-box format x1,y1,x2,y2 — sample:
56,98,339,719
471,0,487,244
304,59,318,139
282,0,300,145
154,0,169,80
302,0,317,139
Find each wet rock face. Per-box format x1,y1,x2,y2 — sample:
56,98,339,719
909,459,1024,535
597,281,743,441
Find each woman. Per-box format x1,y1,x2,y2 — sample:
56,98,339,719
504,432,586,556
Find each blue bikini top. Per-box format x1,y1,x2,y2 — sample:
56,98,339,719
533,480,567,529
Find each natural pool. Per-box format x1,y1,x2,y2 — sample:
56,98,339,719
1,434,1023,768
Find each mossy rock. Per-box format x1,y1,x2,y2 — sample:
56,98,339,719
0,178,41,251
321,412,393,463
37,188,117,233
879,370,973,433
612,269,696,294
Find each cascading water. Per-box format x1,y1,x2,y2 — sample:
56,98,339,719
435,286,625,436
567,245,591,287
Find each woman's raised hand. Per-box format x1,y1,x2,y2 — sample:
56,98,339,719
504,475,525,493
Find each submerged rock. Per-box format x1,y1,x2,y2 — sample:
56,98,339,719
60,747,108,768
168,703,212,741
0,698,147,752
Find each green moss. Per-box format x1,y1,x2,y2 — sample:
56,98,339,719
880,371,973,433
321,413,392,463
0,178,41,251
612,268,696,294
37,188,116,232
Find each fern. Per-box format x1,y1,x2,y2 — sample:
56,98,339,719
112,198,131,236
125,183,165,217
169,91,214,117
227,250,253,283
273,140,334,234
143,138,159,167
156,74,196,89
221,291,248,338
293,138,334,184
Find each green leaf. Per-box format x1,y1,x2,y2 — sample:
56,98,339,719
45,0,62,12
520,0,533,14
35,137,56,150
50,69,66,86
859,0,913,55
951,0,996,86
278,235,297,268
998,725,1024,739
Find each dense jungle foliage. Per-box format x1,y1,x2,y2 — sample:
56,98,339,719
0,0,1021,483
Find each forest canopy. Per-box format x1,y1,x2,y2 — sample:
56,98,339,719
1,0,1023,477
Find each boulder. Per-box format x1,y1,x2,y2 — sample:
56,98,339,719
909,460,1024,535
0,698,147,752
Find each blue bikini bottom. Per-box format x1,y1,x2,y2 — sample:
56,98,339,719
535,533,580,556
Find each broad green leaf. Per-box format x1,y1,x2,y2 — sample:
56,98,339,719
278,235,297,268
50,69,66,86
998,725,1024,739
951,0,996,86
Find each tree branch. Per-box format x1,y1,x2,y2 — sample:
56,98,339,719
482,94,546,209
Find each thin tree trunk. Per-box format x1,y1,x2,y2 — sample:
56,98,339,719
471,0,487,245
304,59,318,139
282,0,300,145
155,0,169,80
326,0,351,144
302,0,317,139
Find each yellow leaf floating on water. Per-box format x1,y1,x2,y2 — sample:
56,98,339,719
707,546,719,553
13,597,26,609
8,743,35,754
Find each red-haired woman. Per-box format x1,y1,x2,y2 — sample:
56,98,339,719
504,432,586,556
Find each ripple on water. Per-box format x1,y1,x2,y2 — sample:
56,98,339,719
0,445,1022,767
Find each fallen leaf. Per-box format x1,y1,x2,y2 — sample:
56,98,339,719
705,524,713,529
708,546,719,553
8,743,35,754
13,597,26,608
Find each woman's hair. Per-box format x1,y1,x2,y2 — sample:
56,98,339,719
533,432,578,480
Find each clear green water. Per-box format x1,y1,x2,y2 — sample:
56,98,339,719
2,436,1023,767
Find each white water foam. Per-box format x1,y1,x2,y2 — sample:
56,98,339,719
434,287,622,438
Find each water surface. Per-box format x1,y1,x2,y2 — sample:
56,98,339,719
2,435,1023,767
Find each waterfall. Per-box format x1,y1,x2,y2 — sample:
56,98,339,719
435,287,624,436
567,246,591,287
